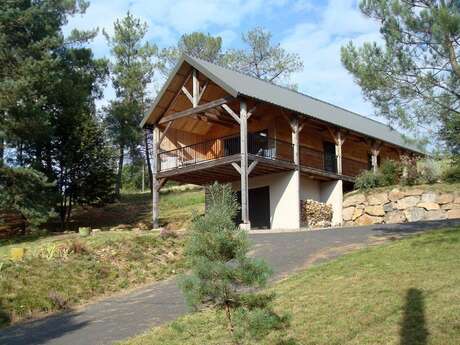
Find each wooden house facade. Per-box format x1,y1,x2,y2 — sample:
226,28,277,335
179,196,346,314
141,56,422,229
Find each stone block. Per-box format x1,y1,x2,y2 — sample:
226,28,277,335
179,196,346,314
404,188,424,196
417,202,440,210
343,193,366,207
384,211,406,224
437,193,453,204
367,192,389,205
356,214,384,225
397,196,420,210
425,210,447,220
352,207,363,220
404,207,426,222
383,203,393,212
447,209,460,219
441,203,460,210
343,207,355,221
365,205,385,216
421,192,437,203
389,188,405,202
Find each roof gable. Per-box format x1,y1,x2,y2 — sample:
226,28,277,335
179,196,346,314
141,55,423,154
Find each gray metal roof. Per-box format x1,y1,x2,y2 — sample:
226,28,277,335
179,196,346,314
142,55,424,154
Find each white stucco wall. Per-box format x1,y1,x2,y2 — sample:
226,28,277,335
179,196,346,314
319,180,343,226
232,171,300,229
299,176,321,201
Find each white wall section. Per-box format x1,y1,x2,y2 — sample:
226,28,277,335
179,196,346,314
232,171,300,229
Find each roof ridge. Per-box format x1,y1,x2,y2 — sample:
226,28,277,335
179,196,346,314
185,54,393,131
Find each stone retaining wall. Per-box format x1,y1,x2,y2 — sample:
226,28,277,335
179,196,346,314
343,187,460,226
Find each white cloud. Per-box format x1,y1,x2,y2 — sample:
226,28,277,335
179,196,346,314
282,0,381,119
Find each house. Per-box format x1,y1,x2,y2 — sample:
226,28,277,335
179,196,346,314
140,55,423,230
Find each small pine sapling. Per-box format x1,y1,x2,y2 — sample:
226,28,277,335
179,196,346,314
180,182,291,344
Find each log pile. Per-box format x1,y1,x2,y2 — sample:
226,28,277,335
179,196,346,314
0,210,26,238
300,199,333,228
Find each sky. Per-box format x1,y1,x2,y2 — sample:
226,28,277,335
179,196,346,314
65,0,383,121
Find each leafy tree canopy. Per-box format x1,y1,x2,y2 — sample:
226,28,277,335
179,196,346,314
0,167,56,227
341,0,460,156
159,27,303,88
159,32,224,76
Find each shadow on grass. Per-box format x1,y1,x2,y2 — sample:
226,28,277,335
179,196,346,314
400,288,428,345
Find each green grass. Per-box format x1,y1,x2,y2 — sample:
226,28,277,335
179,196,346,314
0,189,205,328
0,231,186,327
57,189,205,232
121,227,460,345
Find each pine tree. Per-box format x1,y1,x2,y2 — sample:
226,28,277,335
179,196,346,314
104,12,157,196
180,183,291,345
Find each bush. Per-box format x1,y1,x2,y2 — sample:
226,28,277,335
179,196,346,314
377,160,402,186
442,162,460,183
354,170,380,191
417,159,439,184
400,155,418,186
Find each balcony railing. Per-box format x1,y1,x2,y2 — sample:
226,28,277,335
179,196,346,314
158,133,294,171
158,133,365,178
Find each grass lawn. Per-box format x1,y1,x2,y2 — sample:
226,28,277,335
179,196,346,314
121,227,460,345
53,188,205,232
0,189,205,328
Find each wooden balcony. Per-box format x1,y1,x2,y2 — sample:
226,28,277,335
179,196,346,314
157,133,367,184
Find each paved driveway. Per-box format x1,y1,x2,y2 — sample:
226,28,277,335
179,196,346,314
1,219,459,345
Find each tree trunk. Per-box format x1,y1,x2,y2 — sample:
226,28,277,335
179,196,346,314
0,136,4,167
144,129,154,195
115,144,124,197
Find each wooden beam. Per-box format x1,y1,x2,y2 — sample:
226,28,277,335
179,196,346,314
198,80,208,103
248,160,258,175
181,86,193,104
192,69,199,107
231,162,241,174
221,104,241,124
291,117,300,166
159,97,232,124
158,121,173,147
157,178,167,191
152,127,160,228
157,154,241,178
163,72,192,116
247,106,256,119
240,100,250,229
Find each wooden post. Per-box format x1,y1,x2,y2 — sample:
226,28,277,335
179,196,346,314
192,69,199,108
335,131,343,175
240,101,250,229
291,117,300,167
151,126,160,229
370,141,381,173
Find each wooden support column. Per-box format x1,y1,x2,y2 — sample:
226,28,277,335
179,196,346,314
327,127,346,175
151,126,160,229
240,101,250,230
335,131,344,175
192,69,199,108
291,117,300,167
370,141,381,173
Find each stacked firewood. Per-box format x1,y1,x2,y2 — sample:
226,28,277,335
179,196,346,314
300,199,333,228
0,210,26,238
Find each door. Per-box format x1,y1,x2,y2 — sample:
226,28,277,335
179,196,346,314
235,186,271,229
323,141,337,173
248,130,269,157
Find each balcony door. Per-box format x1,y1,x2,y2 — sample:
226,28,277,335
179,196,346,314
323,141,337,173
